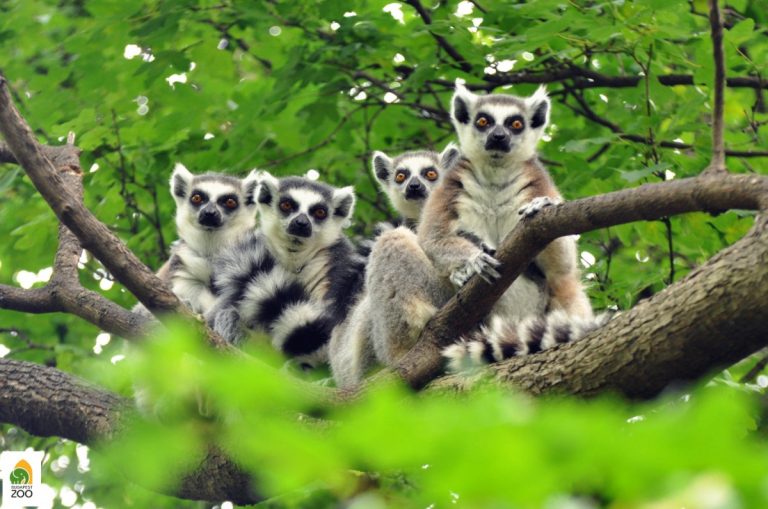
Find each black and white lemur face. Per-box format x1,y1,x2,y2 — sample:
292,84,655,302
257,173,355,252
170,163,259,248
451,82,550,168
370,144,460,221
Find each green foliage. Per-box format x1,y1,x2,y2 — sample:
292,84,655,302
0,0,766,507
85,328,768,508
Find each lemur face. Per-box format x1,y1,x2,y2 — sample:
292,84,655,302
171,164,259,241
451,82,550,167
371,144,460,221
257,174,355,252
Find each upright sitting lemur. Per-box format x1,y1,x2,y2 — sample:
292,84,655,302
329,145,459,388
135,164,259,317
364,82,606,377
206,174,366,367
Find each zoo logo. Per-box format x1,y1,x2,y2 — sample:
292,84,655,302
10,459,33,485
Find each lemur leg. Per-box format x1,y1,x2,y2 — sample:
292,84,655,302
367,227,452,367
536,236,593,319
517,194,593,319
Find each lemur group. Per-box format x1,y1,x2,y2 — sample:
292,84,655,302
152,81,609,389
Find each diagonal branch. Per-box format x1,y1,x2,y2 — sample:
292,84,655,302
0,74,180,315
430,214,768,397
704,0,728,174
380,173,768,389
403,0,472,72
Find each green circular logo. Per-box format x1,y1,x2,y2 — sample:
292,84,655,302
10,467,31,484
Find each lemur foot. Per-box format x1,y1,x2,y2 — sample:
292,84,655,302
450,251,501,287
518,196,560,218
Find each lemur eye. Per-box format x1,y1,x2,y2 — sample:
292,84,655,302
395,173,406,184
224,198,238,209
279,200,293,212
512,119,524,130
190,194,203,205
476,117,488,128
313,208,327,220
425,170,438,181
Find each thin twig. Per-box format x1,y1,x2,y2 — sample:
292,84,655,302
403,0,472,73
705,0,728,174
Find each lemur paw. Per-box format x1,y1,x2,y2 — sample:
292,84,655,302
518,196,560,218
450,251,501,287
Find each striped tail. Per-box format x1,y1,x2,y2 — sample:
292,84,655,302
442,310,611,372
209,232,334,365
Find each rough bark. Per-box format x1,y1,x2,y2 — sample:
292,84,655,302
0,359,263,505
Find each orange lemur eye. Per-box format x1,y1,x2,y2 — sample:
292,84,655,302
476,117,488,127
224,198,238,209
425,170,438,181
190,194,203,204
512,119,524,130
395,173,407,184
313,208,327,219
279,200,293,212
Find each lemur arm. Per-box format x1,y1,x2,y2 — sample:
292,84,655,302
417,167,499,286
518,162,593,319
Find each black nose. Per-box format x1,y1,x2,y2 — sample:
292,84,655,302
408,179,422,190
198,208,222,227
490,128,507,141
287,214,312,238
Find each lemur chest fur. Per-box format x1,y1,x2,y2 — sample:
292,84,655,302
454,168,530,249
172,243,213,285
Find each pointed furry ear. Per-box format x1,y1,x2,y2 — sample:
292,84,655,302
451,79,476,125
439,142,461,171
371,151,393,182
332,186,356,220
171,162,194,199
242,169,262,207
527,85,550,129
257,172,279,206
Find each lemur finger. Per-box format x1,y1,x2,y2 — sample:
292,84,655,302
518,196,556,217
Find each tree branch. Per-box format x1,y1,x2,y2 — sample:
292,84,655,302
403,0,472,72
0,359,263,505
705,0,728,174
380,173,768,389
430,214,768,397
0,74,180,315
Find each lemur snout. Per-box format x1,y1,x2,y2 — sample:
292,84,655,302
198,207,222,227
288,214,312,237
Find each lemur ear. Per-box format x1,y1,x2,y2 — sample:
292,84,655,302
332,186,356,220
242,169,262,207
170,162,194,200
439,142,461,171
451,80,476,125
527,85,550,129
257,172,279,207
371,151,393,182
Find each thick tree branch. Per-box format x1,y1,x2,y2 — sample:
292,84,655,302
705,0,728,174
0,75,179,315
382,173,768,389
0,359,262,505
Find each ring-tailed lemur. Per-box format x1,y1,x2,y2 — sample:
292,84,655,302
329,145,459,389
366,82,604,375
206,173,366,366
134,164,259,317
